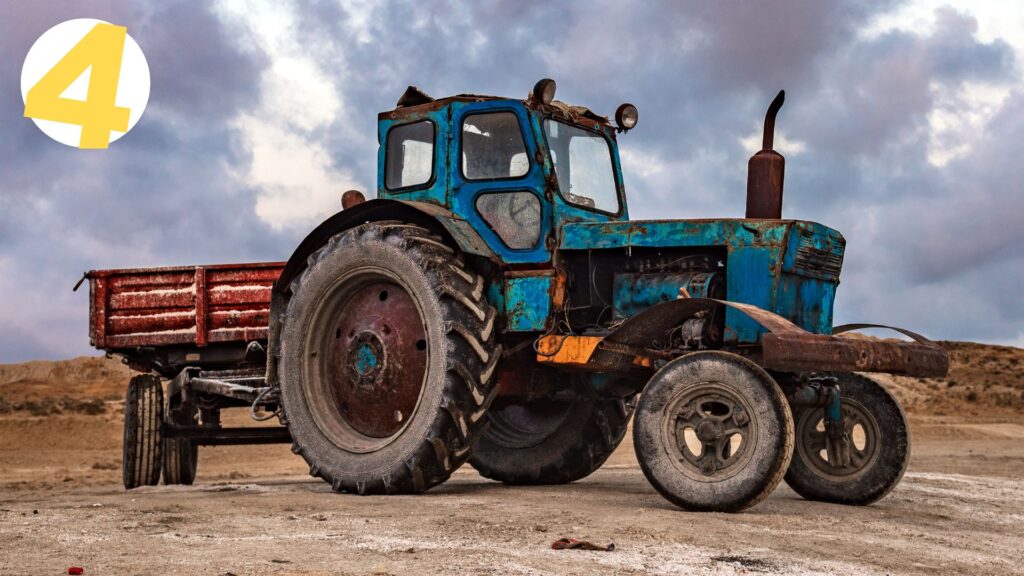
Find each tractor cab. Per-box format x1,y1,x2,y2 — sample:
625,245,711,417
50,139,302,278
375,82,634,265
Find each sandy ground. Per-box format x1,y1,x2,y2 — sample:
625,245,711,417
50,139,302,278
1,406,1023,576
1,349,1023,575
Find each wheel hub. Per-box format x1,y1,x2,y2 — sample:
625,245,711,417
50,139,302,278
696,419,723,442
323,280,428,440
347,332,385,385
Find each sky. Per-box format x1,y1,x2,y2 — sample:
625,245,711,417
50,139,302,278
1,0,1022,362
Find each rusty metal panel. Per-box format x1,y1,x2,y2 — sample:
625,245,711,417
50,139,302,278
762,333,949,377
503,272,553,332
87,262,284,350
535,335,602,367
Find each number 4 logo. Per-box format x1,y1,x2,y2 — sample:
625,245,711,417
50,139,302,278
21,19,150,149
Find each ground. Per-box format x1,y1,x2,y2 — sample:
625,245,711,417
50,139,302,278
1,344,1022,575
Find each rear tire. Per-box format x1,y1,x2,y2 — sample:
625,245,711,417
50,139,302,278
123,375,163,490
278,223,500,494
470,396,633,485
785,373,909,505
634,351,793,512
162,401,198,485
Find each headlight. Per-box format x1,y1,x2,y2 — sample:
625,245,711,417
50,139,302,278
533,78,556,105
615,103,638,131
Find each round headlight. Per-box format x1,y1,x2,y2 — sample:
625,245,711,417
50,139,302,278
533,78,556,105
615,103,639,130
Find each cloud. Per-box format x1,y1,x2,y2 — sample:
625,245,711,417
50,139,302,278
1,0,1022,361
0,1,282,361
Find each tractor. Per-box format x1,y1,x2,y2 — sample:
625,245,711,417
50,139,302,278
85,79,947,512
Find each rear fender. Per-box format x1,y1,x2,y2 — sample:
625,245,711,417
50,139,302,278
265,199,497,388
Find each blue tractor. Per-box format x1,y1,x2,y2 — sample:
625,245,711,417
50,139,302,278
267,80,948,511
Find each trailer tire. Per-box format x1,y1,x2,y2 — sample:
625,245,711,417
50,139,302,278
634,351,793,512
162,402,198,485
785,373,909,505
470,396,633,485
278,223,500,494
123,374,163,490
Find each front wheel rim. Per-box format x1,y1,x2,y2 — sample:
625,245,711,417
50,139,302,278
661,382,759,482
795,399,881,481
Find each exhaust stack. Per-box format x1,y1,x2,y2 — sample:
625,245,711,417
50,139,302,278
746,90,786,219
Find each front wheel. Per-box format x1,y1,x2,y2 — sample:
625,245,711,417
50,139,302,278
633,351,794,512
784,373,909,505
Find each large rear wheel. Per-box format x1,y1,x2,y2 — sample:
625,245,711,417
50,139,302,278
278,223,500,494
470,394,633,485
784,373,909,505
634,351,793,512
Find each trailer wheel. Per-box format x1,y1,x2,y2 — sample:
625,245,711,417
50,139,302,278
278,223,500,494
634,351,793,512
785,373,909,505
470,396,633,485
162,401,198,485
123,374,163,489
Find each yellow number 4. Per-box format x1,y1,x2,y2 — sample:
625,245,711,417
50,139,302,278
24,23,131,149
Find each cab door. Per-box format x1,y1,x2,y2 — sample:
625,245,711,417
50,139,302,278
448,101,551,264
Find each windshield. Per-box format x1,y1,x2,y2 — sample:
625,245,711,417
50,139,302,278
543,119,620,213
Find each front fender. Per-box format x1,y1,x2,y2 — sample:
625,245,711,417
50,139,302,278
589,298,948,377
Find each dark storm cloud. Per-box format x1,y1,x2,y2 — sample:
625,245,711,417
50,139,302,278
0,1,280,361
1,0,1022,362
292,0,1021,343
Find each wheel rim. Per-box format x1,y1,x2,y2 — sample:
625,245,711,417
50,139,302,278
795,399,880,480
302,268,429,453
486,400,574,449
662,382,758,482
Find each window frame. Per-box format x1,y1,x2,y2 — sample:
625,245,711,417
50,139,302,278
458,110,532,183
384,119,437,192
541,117,624,217
474,190,544,251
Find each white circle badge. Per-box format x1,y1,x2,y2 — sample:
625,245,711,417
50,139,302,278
21,18,150,149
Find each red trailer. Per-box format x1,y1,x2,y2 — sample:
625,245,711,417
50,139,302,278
82,262,289,488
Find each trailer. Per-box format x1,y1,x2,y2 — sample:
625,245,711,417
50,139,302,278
83,262,289,486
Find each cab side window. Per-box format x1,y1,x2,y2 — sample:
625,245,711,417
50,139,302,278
385,120,434,190
462,112,529,180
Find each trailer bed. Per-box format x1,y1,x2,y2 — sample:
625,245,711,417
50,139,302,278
86,262,284,351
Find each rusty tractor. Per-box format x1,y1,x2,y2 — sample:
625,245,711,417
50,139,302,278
84,80,947,511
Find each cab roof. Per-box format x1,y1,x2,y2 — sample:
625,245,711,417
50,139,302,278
379,85,611,127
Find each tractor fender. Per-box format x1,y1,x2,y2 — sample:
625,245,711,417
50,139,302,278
274,199,496,297
265,199,497,389
600,297,805,351
594,297,947,377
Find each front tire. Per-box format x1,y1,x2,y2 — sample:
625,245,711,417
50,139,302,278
278,223,500,494
784,373,910,505
634,351,793,512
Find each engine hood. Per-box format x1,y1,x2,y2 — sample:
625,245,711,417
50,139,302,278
559,219,843,253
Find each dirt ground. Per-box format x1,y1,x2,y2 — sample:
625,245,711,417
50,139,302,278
1,350,1023,575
